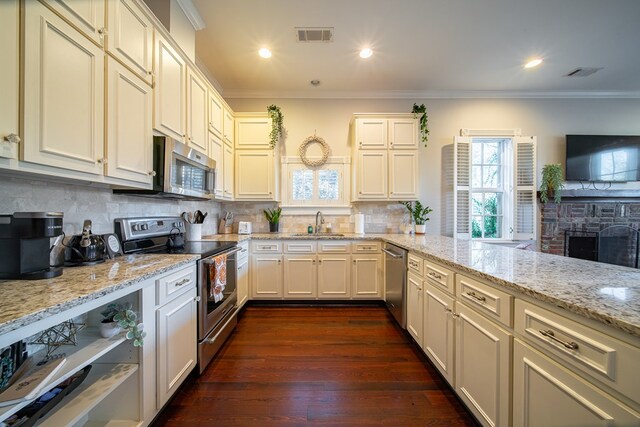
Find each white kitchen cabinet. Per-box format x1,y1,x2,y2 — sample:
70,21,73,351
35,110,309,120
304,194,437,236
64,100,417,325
388,118,419,149
106,0,153,84
23,1,104,175
406,272,424,346
351,254,383,299
251,255,283,298
237,242,249,308
223,143,234,200
42,0,105,46
389,151,418,199
423,283,455,385
317,255,351,299
209,133,224,198
208,91,224,138
223,108,235,146
186,67,208,154
355,151,388,199
106,57,153,185
284,255,317,298
513,339,640,426
0,0,19,160
355,118,387,149
235,116,271,149
235,150,277,200
153,32,186,142
455,301,511,427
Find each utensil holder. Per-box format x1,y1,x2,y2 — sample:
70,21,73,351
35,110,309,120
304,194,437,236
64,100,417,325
186,223,202,241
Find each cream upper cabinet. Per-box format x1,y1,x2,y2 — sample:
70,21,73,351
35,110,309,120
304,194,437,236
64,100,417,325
106,58,152,185
355,151,388,199
351,254,383,299
423,283,455,385
0,0,19,160
355,118,387,149
106,0,153,85
223,143,234,200
388,119,419,149
406,272,424,346
389,151,418,199
223,108,234,146
317,255,351,299
153,32,186,142
42,0,105,46
235,116,271,149
235,150,276,200
23,1,104,175
209,133,224,198
208,91,224,139
284,255,317,298
186,67,208,154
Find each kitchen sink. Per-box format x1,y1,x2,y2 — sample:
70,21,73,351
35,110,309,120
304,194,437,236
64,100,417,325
289,233,345,237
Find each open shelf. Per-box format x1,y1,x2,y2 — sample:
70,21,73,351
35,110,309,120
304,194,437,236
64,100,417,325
39,363,138,426
0,328,127,422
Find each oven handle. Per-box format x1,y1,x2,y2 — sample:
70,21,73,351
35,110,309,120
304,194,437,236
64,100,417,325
202,246,242,264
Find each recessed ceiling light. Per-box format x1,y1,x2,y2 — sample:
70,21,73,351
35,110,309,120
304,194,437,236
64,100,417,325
359,48,373,59
259,48,272,59
524,58,543,69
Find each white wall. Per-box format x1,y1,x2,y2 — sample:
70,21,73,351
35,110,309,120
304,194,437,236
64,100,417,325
227,97,640,235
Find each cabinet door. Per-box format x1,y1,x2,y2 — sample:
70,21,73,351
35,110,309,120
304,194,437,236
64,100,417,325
351,254,382,299
157,289,197,408
356,118,387,149
235,117,270,149
153,33,185,142
186,67,208,154
0,0,19,160
284,255,317,298
235,150,275,200
317,255,351,299
208,91,224,138
42,0,105,46
223,144,234,200
237,258,249,308
251,255,283,298
423,284,455,385
389,151,418,200
209,134,224,198
514,339,640,427
388,119,418,149
106,58,152,184
356,151,388,199
406,272,424,346
455,301,511,427
106,0,153,84
23,2,104,175
223,108,234,146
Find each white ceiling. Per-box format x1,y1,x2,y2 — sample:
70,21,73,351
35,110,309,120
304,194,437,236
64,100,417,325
192,0,640,98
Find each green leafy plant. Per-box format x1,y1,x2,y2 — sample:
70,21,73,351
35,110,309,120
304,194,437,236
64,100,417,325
401,201,433,225
267,105,284,149
540,164,564,204
100,302,146,347
411,103,429,146
263,207,282,224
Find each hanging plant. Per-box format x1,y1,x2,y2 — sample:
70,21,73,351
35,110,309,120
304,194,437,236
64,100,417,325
411,103,429,146
267,105,284,149
539,164,564,204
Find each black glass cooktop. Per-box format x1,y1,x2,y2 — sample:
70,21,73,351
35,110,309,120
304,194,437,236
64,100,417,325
123,236,236,259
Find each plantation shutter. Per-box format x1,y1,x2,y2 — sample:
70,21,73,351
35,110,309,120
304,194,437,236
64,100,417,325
454,136,472,239
512,136,537,240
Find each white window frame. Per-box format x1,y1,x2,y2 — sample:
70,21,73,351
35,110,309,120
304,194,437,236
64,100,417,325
280,156,352,215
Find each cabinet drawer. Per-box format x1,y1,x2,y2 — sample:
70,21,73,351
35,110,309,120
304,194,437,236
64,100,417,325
318,241,350,253
285,241,317,253
515,299,640,404
456,274,512,327
237,242,249,263
352,241,381,253
156,265,197,306
252,241,282,253
408,253,424,276
424,260,454,294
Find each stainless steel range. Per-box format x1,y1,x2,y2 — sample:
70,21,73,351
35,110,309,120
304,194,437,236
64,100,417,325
114,216,240,374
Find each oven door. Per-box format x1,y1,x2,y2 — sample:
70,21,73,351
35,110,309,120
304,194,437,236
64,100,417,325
198,246,240,339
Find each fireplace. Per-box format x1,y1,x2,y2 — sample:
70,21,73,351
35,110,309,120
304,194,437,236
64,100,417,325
564,226,639,268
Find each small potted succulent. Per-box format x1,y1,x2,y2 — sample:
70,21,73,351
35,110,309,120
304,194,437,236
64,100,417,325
100,302,146,346
263,207,282,233
401,201,433,234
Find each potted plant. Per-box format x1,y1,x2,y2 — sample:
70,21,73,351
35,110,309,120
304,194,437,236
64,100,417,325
539,164,564,204
401,201,433,234
100,302,146,346
263,207,282,232
411,103,429,146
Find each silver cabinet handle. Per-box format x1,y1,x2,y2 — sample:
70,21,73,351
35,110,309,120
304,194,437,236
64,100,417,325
466,291,486,302
175,278,191,286
382,248,403,258
539,329,579,350
428,271,442,280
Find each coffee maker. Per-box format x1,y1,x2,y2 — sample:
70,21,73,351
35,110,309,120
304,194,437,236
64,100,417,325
0,212,64,280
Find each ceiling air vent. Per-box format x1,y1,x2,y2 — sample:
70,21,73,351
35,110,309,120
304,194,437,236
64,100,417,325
565,67,603,77
296,27,334,42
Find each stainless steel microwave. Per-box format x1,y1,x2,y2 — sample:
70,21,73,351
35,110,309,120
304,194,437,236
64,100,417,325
114,136,215,200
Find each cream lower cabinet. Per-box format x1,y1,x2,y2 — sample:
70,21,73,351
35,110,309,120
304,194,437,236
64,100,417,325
0,0,18,161
237,242,249,308
406,272,424,346
23,1,104,175
153,32,185,142
251,255,283,298
351,254,383,298
317,255,351,298
284,255,317,298
513,339,640,426
423,283,455,385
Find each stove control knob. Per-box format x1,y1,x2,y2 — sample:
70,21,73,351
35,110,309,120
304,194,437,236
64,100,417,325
141,224,149,230
173,222,179,228
132,224,140,231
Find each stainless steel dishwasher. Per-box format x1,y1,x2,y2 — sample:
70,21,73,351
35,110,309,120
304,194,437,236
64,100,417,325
383,243,408,328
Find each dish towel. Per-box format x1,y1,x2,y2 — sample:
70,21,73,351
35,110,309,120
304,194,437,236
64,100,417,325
209,254,227,303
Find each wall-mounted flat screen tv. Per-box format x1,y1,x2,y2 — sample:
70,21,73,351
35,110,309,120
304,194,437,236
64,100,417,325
565,135,640,182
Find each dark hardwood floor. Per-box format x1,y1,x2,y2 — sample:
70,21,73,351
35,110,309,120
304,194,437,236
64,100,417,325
153,306,478,426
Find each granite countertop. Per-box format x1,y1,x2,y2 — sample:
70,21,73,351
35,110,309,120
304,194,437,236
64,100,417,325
0,254,198,337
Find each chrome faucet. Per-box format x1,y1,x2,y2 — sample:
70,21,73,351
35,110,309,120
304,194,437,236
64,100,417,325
315,211,324,233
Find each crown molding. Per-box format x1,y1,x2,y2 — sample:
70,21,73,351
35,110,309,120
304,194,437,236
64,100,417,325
176,0,206,31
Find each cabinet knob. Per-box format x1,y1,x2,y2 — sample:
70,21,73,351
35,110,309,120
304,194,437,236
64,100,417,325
148,170,157,176
96,158,105,164
3,133,20,144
